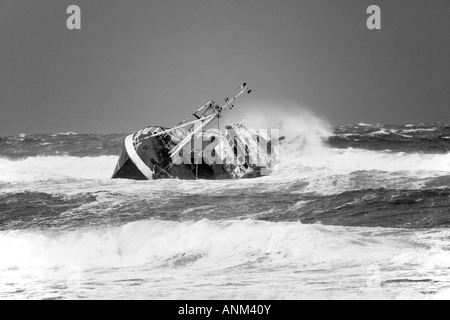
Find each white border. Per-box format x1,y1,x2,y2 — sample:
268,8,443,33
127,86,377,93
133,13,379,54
125,134,154,180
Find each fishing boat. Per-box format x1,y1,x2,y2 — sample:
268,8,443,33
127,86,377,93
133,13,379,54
111,83,284,180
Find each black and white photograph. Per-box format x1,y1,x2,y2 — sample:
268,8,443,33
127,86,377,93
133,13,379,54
1,0,450,302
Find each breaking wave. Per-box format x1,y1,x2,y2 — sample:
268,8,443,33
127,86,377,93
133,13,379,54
0,146,449,188
0,156,118,182
1,219,449,299
327,123,450,153
0,219,448,271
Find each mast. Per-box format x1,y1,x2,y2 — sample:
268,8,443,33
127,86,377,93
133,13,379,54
154,83,252,141
177,82,252,128
169,83,252,161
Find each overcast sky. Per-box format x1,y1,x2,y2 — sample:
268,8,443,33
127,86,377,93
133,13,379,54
1,0,450,135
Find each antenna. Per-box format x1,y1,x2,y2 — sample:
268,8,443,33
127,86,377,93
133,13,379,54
218,82,252,114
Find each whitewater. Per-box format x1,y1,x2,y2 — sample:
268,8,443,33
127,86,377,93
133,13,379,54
1,114,450,299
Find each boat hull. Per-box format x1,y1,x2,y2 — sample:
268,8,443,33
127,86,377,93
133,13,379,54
112,127,236,180
111,126,273,180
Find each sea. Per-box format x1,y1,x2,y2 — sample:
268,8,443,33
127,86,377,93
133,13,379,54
1,120,450,300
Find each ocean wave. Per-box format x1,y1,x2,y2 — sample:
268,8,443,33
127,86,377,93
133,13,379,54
2,183,450,232
281,147,450,175
1,219,448,271
1,219,449,299
327,123,450,153
401,128,439,133
0,156,118,182
0,133,125,159
58,132,79,136
369,128,391,136
358,123,378,127
0,144,449,189
292,188,450,228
